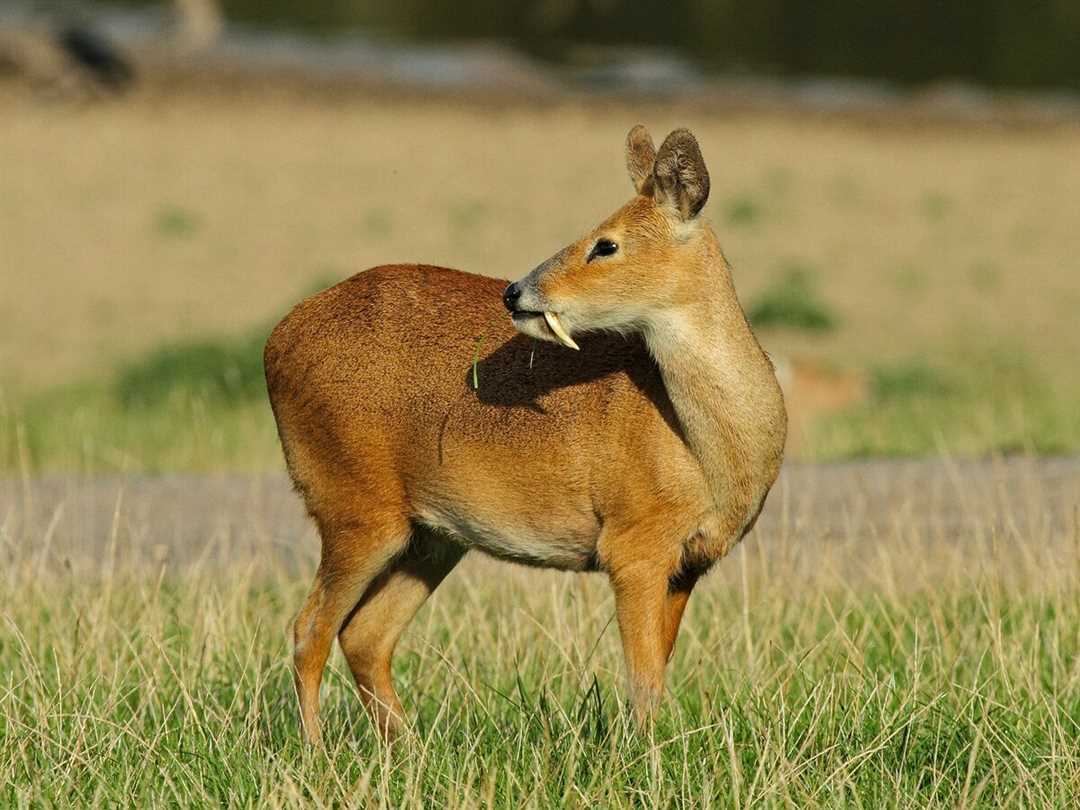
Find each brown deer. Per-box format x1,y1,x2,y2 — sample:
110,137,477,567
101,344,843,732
264,126,787,744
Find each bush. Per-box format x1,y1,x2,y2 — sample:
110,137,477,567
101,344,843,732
747,265,837,333
113,275,340,410
724,193,761,226
114,331,269,409
871,360,953,402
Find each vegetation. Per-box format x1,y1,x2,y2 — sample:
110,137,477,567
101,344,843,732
747,265,837,333
805,351,1076,458
115,330,269,409
154,205,201,238
4,334,1078,472
1,87,1078,808
142,0,1080,91
3,474,1078,807
870,359,954,401
723,193,761,227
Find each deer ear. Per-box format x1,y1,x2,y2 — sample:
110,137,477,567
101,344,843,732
625,125,656,195
653,128,710,220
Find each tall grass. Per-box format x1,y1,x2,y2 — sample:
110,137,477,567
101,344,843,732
2,463,1079,807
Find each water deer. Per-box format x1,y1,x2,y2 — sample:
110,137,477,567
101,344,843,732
264,126,787,744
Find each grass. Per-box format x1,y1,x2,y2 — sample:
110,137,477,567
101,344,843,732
804,351,1079,458
2,69,1079,809
0,329,279,472
3,466,1079,807
0,384,280,472
2,326,1078,471
747,264,837,333
154,205,201,238
724,192,761,227
115,331,269,409
870,359,954,401
4,344,1078,472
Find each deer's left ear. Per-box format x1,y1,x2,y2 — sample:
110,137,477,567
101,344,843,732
653,129,710,220
625,125,656,195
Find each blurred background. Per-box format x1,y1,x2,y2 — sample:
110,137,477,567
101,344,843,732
2,0,1078,471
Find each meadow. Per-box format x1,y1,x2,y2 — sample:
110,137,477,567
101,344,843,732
2,84,1080,469
3,462,1080,807
1,81,1079,807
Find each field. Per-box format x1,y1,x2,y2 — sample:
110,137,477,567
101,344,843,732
2,85,1080,468
3,461,1080,807
2,79,1080,807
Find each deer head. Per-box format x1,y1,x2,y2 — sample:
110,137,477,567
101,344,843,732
503,126,712,350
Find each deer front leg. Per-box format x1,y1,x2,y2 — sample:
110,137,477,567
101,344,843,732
608,562,676,724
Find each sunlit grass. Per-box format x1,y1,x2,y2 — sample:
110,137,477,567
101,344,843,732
0,382,280,473
805,352,1080,458
2,467,1079,807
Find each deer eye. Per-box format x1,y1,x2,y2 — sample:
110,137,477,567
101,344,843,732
587,238,618,262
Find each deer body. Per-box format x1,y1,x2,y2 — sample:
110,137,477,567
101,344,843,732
266,127,786,743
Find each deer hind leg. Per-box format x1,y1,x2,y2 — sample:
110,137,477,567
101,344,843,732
293,517,411,746
337,527,466,740
662,583,696,663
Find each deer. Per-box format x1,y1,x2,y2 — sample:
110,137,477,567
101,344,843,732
264,125,787,745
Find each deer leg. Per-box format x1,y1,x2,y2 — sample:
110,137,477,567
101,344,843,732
608,563,673,724
293,519,410,746
337,529,465,740
662,583,696,663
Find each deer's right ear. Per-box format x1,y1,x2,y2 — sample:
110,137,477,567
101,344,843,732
625,125,656,195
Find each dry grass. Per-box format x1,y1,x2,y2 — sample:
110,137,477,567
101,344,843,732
2,87,1078,394
2,460,1080,806
2,85,1079,467
4,82,1080,806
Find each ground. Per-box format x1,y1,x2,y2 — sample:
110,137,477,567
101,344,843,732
1,84,1079,466
2,79,1079,807
3,460,1079,807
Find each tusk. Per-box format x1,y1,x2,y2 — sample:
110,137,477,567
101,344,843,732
543,311,580,350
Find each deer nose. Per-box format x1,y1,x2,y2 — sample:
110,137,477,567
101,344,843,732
502,283,522,311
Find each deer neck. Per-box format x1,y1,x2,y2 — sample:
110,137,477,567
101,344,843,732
642,234,786,526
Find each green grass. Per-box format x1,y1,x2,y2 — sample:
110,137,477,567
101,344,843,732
0,275,1075,472
154,205,201,238
115,332,270,410
0,380,279,473
3,512,1079,807
805,352,1080,458
747,265,837,334
0,322,279,472
724,193,762,227
2,339,1079,472
870,360,954,401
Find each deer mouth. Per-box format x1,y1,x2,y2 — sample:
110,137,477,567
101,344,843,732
510,310,579,350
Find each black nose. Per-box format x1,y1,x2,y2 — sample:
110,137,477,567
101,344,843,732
502,282,522,311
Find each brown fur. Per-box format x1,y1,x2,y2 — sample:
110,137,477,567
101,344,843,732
265,126,787,743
